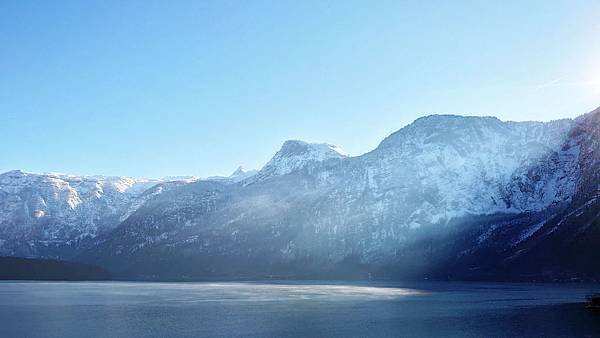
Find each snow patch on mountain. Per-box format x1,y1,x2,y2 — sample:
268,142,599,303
161,176,200,183
254,140,349,181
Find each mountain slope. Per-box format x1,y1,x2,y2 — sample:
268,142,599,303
81,110,598,281
449,108,600,281
3,108,598,281
0,171,161,258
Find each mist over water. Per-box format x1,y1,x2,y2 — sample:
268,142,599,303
1,281,599,337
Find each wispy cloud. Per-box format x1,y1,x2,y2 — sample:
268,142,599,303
519,77,600,90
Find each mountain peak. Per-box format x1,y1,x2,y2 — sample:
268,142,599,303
1,169,27,177
230,165,249,176
278,140,349,158
254,140,348,180
228,166,258,182
376,114,512,150
402,114,505,136
414,114,501,123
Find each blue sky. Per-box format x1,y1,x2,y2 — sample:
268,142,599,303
1,0,599,178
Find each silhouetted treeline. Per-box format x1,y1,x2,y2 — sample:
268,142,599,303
0,257,111,281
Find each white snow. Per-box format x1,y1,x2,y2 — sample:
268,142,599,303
254,140,349,180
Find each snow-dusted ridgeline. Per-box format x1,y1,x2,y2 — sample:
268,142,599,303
1,108,599,281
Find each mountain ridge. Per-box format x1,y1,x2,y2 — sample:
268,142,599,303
1,108,599,281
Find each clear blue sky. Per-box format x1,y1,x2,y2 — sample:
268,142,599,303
1,0,599,178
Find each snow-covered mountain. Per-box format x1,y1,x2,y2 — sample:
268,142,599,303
207,166,258,183
160,176,201,183
350,115,575,226
79,108,599,281
450,108,600,280
2,107,599,281
0,171,164,257
251,140,349,182
0,164,263,258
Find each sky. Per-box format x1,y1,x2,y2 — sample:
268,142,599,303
1,0,600,178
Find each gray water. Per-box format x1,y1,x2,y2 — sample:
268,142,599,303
0,281,599,337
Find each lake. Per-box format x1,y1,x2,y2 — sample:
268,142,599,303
0,281,599,337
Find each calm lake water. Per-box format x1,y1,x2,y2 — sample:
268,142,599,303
0,281,599,337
